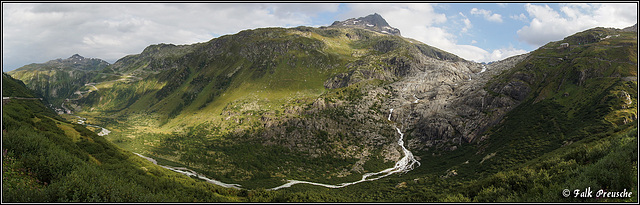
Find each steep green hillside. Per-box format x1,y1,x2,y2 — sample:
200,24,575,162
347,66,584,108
454,27,638,202
2,73,247,202
7,54,111,107
3,73,37,98
477,26,637,165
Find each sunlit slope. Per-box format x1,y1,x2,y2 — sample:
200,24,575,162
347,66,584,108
76,26,463,133
2,73,246,202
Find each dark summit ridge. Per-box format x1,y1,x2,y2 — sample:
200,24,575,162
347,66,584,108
70,53,83,59
330,13,401,36
357,13,391,27
45,54,110,70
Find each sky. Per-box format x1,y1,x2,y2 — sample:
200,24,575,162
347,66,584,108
2,2,638,72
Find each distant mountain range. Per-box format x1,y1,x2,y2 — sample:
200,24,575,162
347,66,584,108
7,54,110,107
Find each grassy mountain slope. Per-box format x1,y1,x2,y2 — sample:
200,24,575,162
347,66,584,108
477,26,637,168
2,73,248,202
3,73,37,98
7,54,110,107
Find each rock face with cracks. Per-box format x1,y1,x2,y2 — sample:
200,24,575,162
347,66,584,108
316,35,532,154
385,53,532,152
254,43,532,165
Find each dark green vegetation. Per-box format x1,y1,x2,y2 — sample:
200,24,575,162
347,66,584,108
4,21,638,202
2,74,247,202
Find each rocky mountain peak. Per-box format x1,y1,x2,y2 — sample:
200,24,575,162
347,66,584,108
330,13,401,36
68,54,85,61
39,54,110,71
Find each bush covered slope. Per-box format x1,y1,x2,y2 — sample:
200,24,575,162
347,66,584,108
2,73,247,202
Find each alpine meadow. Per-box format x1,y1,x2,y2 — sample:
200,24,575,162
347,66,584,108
2,10,638,202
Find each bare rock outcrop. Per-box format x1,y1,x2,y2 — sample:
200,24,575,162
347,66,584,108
384,53,532,151
330,13,401,36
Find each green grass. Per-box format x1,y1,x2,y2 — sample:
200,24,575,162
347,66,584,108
2,74,248,202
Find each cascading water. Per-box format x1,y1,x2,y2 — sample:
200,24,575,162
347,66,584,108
135,99,420,190
268,108,420,190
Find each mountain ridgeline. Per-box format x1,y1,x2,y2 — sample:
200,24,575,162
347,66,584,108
7,54,111,108
3,14,637,202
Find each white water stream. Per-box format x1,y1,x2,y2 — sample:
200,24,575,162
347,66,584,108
120,92,420,190
133,153,243,189
134,106,421,191
62,79,420,190
480,65,487,73
69,113,111,136
267,108,420,190
60,97,111,137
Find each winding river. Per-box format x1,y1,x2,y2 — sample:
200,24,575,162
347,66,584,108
268,108,420,190
67,112,111,136
133,153,243,189
130,102,420,190
56,83,422,190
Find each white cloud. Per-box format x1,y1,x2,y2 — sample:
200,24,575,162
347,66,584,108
340,3,447,28
517,3,637,47
510,13,528,22
459,12,472,33
470,8,503,23
343,4,521,63
471,40,477,44
487,47,528,62
2,3,340,71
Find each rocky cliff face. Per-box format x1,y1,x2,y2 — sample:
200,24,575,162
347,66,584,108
330,13,401,36
244,48,531,167
387,53,531,152
326,46,531,154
